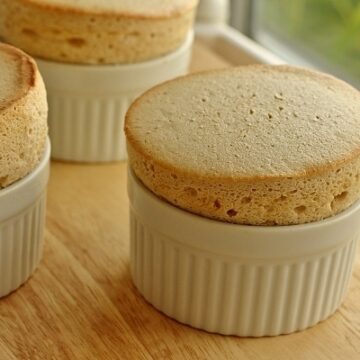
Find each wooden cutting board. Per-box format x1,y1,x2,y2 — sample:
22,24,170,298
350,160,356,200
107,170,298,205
0,40,359,360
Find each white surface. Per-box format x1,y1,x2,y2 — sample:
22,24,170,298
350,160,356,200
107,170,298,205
128,169,360,336
37,32,193,163
0,140,50,297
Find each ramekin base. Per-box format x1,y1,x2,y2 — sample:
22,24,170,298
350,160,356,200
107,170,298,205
0,194,47,297
128,169,360,337
0,139,50,297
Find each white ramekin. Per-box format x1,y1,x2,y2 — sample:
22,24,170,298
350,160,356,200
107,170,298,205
36,32,194,163
0,139,50,297
128,169,360,337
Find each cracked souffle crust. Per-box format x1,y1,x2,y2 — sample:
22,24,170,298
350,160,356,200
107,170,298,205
0,43,48,188
0,0,198,64
125,65,360,225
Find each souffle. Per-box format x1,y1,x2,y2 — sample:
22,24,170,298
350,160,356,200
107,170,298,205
125,65,360,225
0,0,198,64
0,43,47,188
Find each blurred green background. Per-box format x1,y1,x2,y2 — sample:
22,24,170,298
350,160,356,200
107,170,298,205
258,0,360,85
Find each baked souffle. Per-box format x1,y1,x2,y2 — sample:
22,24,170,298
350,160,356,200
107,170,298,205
125,65,360,225
0,43,48,188
0,0,198,64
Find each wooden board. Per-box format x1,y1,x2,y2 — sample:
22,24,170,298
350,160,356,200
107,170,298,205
0,40,359,360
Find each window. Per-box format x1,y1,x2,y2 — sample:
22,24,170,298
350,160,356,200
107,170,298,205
231,0,360,87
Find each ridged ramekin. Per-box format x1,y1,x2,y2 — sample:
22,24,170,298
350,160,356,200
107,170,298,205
0,139,50,297
128,169,360,337
36,32,194,163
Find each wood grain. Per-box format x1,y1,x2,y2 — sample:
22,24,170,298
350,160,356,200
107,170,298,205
0,40,359,360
